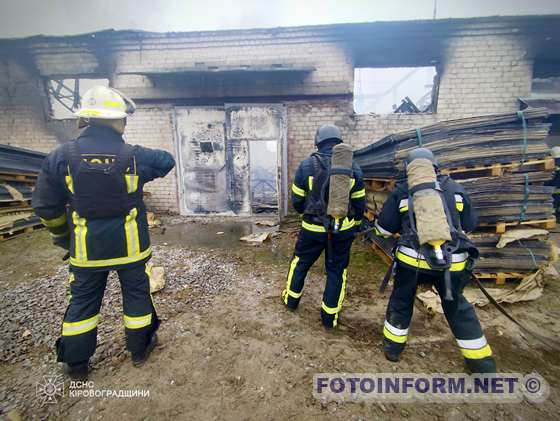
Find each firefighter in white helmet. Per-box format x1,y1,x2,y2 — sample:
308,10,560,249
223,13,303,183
32,86,175,379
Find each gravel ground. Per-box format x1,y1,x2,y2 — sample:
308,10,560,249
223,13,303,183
0,245,238,367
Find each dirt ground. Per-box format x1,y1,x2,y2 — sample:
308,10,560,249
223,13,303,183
1,217,560,420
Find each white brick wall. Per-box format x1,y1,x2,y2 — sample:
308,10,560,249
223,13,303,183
124,106,179,213
438,33,532,117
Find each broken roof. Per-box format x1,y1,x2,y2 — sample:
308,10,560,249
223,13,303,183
1,14,560,45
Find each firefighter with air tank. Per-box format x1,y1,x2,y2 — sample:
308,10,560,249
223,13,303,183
373,148,496,373
282,124,366,328
32,86,175,380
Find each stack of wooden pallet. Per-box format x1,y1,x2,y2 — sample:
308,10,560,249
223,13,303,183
0,145,46,241
356,108,556,284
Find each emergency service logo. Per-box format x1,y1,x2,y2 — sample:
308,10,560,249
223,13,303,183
36,374,64,405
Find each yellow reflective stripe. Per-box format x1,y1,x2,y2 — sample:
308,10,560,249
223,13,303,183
291,183,306,197
351,188,366,199
72,211,88,262
103,100,126,110
395,251,467,271
338,269,347,310
62,314,99,336
65,174,74,194
340,218,356,231
125,208,140,257
302,220,326,232
399,206,409,213
123,313,152,329
70,246,152,268
321,302,339,314
125,175,139,193
350,178,356,189
460,344,493,359
383,326,408,343
308,176,313,191
283,256,302,303
40,213,67,228
456,203,464,212
302,218,356,232
321,269,347,326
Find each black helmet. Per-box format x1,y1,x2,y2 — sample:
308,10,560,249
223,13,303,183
314,124,342,147
406,148,438,167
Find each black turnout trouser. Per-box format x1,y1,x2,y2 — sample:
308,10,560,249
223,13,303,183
282,227,355,328
383,263,495,371
56,263,159,364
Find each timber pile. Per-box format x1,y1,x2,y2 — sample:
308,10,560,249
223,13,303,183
358,109,557,283
0,145,46,240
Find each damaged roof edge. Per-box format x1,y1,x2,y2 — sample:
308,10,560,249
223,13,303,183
1,14,560,45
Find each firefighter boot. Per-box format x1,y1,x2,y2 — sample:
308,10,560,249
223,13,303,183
63,360,89,381
383,338,405,362
132,333,158,367
464,356,497,374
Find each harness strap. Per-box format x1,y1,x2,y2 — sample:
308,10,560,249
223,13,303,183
113,144,135,174
409,181,441,195
330,167,353,176
66,142,84,176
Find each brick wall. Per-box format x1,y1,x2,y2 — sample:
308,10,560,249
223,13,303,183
124,105,180,213
111,34,353,98
0,58,59,153
437,33,532,118
286,98,439,180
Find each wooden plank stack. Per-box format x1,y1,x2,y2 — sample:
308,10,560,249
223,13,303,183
357,108,557,284
0,145,46,241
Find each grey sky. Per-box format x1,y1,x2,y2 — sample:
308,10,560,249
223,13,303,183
1,0,559,38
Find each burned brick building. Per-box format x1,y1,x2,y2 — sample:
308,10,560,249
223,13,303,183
1,15,559,216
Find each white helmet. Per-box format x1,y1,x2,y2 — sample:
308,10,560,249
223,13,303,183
75,86,136,119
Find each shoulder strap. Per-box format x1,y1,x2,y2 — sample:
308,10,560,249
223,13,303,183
65,141,83,173
113,144,135,174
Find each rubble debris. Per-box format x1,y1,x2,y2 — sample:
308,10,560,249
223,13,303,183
0,246,238,364
240,232,271,243
417,269,545,313
147,211,161,228
394,96,421,114
495,228,550,249
148,265,166,293
255,220,278,227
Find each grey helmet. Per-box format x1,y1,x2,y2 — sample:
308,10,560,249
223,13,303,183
406,147,438,167
314,124,343,147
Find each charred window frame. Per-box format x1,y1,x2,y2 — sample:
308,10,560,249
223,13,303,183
353,65,440,115
44,78,110,120
532,61,560,96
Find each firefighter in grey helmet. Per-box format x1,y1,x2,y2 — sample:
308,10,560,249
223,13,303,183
374,147,497,373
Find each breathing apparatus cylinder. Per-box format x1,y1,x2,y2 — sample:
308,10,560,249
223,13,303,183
327,143,353,232
407,157,455,300
407,158,451,250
